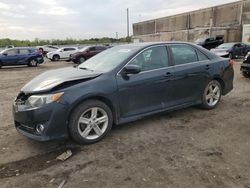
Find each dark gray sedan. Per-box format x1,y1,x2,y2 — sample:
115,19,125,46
13,42,234,144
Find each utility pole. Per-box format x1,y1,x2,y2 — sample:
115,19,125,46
116,32,118,39
127,8,130,41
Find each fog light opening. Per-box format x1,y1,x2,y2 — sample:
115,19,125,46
36,124,45,134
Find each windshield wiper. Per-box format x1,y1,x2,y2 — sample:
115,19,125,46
78,67,94,71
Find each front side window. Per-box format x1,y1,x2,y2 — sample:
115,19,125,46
169,45,198,65
130,46,169,72
89,47,96,51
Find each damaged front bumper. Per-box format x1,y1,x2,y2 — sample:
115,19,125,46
13,101,69,141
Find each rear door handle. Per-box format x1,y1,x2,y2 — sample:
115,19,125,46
205,65,210,70
164,72,173,78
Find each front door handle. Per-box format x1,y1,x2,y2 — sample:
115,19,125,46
205,65,210,70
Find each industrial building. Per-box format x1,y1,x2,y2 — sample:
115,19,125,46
132,0,250,44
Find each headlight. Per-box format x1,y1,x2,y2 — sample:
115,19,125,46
25,92,64,109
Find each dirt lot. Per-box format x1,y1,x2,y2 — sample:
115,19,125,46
0,60,249,188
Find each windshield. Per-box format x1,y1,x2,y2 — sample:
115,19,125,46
0,49,8,54
195,38,206,43
78,45,139,72
79,46,89,52
216,43,234,49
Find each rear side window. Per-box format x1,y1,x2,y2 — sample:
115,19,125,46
19,49,30,54
130,46,169,72
64,48,75,51
169,45,198,65
196,50,209,61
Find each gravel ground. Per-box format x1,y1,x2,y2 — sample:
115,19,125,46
0,60,249,188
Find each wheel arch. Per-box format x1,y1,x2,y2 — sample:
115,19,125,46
26,57,38,65
213,77,225,94
53,54,60,59
67,95,118,128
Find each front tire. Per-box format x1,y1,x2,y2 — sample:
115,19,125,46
201,80,222,110
79,56,86,64
52,55,60,61
69,100,113,144
28,59,38,67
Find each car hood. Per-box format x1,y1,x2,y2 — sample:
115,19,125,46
21,67,102,93
72,51,86,57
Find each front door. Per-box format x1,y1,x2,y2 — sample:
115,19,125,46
116,46,175,118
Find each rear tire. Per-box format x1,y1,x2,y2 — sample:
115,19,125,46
52,55,60,61
200,80,222,110
69,100,113,145
242,71,250,78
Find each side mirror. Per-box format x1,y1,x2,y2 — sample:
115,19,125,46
122,65,141,75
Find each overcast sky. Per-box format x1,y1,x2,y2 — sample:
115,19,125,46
0,0,239,40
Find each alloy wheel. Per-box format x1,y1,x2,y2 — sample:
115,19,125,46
79,57,85,63
205,83,221,107
30,60,37,67
77,107,109,140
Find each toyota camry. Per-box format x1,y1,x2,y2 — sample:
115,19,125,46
13,42,234,144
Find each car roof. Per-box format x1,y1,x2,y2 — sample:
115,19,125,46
119,41,200,49
7,47,36,50
119,42,219,60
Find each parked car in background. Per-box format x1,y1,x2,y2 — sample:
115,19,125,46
195,37,224,50
0,47,43,68
13,42,234,144
46,47,78,61
36,45,59,55
5,45,14,49
70,45,110,64
211,43,250,59
241,52,250,78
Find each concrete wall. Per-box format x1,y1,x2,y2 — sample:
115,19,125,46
133,0,248,43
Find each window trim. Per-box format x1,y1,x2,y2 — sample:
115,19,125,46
168,44,210,67
117,45,171,76
19,49,31,55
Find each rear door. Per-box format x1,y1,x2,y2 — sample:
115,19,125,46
169,44,213,105
116,45,175,118
62,48,76,58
